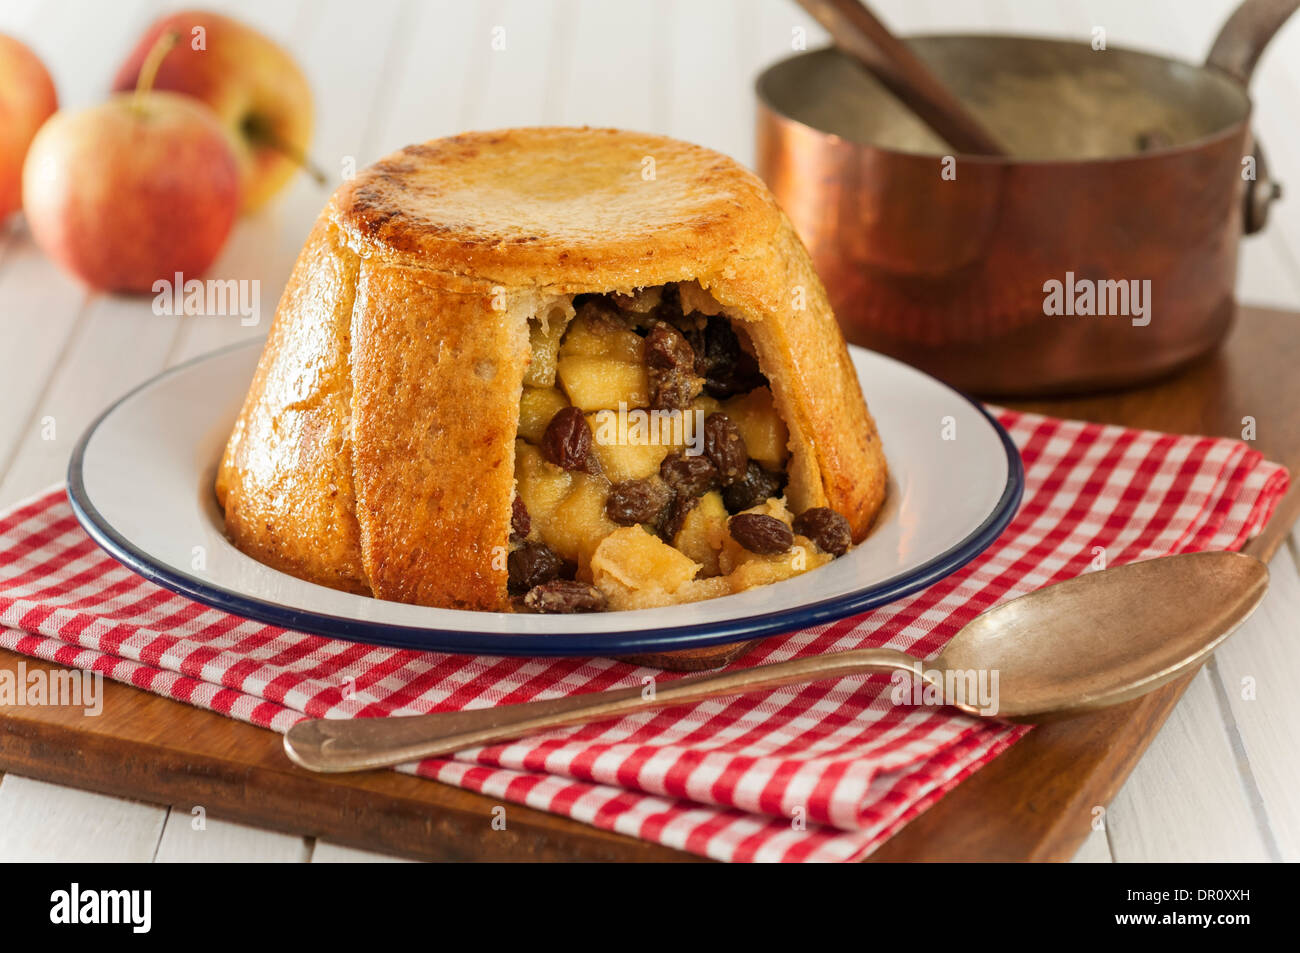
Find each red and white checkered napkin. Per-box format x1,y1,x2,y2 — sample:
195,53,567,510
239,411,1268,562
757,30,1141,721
0,410,1289,861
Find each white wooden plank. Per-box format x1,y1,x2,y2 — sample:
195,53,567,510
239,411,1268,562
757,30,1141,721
0,293,182,506
753,0,828,65
0,774,166,861
311,840,415,863
462,0,557,131
1209,545,1300,860
162,223,285,365
1105,665,1271,861
1070,827,1113,863
154,811,310,862
367,0,480,160
204,0,305,33
0,246,89,491
0,0,46,35
1053,0,1201,58
1237,230,1300,310
666,0,749,161
743,0,831,171
556,0,659,130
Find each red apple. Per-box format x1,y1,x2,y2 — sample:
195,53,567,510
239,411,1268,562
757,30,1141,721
112,10,315,213
22,90,240,293
0,33,58,224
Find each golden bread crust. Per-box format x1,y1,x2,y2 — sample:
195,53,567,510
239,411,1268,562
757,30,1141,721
217,127,887,609
216,216,369,594
349,262,529,610
336,127,782,286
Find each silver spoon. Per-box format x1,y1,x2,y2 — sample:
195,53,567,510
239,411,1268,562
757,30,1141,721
284,551,1268,773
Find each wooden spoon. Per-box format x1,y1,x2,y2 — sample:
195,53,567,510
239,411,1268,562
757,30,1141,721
795,0,1007,155
284,551,1267,773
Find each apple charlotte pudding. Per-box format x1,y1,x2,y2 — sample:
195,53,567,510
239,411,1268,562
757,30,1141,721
215,127,887,613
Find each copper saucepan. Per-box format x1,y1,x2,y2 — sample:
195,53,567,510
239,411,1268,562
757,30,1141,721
756,0,1296,396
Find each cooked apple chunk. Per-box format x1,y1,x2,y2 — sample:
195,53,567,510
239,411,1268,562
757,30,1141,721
589,433,675,482
591,525,700,595
519,387,570,444
543,472,619,575
672,490,728,577
559,304,644,362
587,408,685,481
557,356,650,411
515,440,573,524
727,543,832,591
722,386,789,468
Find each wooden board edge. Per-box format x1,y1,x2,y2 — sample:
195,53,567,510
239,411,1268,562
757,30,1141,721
0,649,701,863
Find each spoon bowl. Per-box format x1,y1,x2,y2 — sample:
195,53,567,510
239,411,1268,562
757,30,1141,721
284,551,1269,773
934,550,1270,721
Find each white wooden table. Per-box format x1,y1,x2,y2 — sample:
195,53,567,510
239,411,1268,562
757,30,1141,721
1,0,1298,863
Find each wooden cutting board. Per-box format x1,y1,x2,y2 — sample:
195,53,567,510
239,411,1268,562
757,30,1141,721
1,305,1297,862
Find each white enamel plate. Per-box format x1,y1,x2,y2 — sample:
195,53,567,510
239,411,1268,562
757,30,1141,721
69,340,1023,656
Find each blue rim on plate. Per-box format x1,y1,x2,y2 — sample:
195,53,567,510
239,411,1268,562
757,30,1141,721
66,343,1024,657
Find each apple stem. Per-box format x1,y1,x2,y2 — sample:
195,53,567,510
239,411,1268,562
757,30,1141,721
241,115,328,186
133,29,181,111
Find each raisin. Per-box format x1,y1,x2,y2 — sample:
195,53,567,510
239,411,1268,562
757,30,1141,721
542,406,598,473
703,413,748,486
729,513,793,555
691,315,735,378
507,541,564,594
510,496,530,541
662,492,699,541
659,451,719,498
792,507,853,556
645,283,686,327
722,461,787,513
645,321,693,370
691,315,766,398
523,579,607,613
605,478,673,526
644,322,702,410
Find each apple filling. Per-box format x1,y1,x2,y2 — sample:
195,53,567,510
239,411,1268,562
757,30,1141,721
509,283,853,613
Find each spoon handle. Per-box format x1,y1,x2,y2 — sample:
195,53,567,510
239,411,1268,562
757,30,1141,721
795,0,1007,155
284,648,921,773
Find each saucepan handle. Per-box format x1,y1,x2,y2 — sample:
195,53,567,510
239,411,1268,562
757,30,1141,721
1204,0,1297,234
1205,0,1298,85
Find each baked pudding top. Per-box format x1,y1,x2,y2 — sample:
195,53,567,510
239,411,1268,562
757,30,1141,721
333,127,784,281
